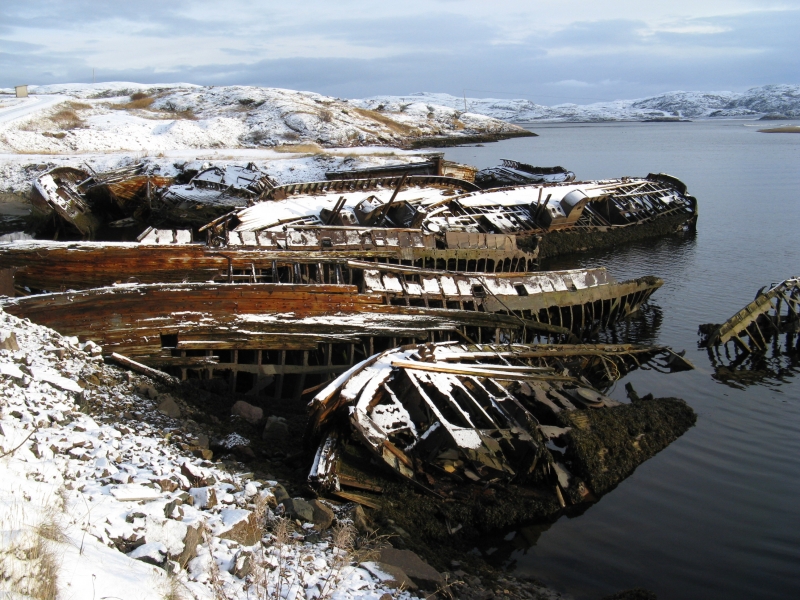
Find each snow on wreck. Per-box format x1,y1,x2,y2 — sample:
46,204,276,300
307,342,695,513
28,162,275,239
206,172,698,260
0,263,663,398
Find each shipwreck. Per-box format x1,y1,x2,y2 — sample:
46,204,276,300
475,159,575,188
307,341,694,517
699,277,800,385
30,162,275,238
205,172,697,261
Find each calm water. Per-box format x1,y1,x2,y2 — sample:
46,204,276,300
445,121,800,600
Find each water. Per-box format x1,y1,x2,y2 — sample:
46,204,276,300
444,121,800,600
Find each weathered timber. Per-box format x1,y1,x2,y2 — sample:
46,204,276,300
700,277,800,351
307,342,695,508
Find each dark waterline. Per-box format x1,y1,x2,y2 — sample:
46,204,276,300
445,121,800,600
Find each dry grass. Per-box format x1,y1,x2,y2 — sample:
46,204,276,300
353,108,420,136
0,500,65,600
50,101,90,130
272,142,324,154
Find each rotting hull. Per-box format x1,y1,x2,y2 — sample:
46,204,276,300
306,342,695,517
207,173,698,260
1,270,662,399
0,230,539,292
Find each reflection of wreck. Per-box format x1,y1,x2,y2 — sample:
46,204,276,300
700,277,800,386
475,160,575,188
307,342,693,503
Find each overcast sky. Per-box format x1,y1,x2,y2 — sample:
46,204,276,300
1,1,798,103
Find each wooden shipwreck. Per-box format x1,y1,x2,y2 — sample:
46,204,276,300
307,341,693,503
475,160,575,188
0,259,662,399
699,277,800,384
206,173,697,260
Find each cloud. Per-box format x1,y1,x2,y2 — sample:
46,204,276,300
0,3,797,103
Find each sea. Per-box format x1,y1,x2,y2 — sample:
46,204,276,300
443,120,800,600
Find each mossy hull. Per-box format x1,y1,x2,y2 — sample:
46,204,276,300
376,396,696,569
532,213,697,259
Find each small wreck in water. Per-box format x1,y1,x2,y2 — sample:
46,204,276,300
307,342,694,516
700,277,800,385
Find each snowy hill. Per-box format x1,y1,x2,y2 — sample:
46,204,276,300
0,83,526,155
357,84,800,123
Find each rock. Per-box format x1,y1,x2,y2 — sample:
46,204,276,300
262,415,289,440
177,523,202,568
378,548,443,590
283,497,314,522
233,550,253,579
193,448,214,460
0,329,19,351
272,484,289,505
137,383,159,399
128,542,167,565
231,400,263,424
364,562,418,591
194,433,210,449
349,505,372,534
218,509,261,546
157,394,182,418
181,460,214,487
308,499,334,530
189,486,217,509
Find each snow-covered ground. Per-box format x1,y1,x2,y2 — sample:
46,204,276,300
357,84,800,122
0,83,524,155
0,306,418,600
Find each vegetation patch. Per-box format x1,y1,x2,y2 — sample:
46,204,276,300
352,107,421,136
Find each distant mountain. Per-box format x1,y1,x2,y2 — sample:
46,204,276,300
357,84,800,123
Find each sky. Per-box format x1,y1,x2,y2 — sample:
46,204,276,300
1,0,798,104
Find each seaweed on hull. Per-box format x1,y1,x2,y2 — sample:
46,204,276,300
306,342,696,547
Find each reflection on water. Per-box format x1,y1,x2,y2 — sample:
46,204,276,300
445,121,800,600
705,339,800,390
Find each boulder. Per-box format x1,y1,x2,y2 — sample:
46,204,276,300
177,523,202,568
349,504,372,534
157,394,182,418
189,486,217,509
378,548,443,590
364,562,418,591
283,497,314,522
308,499,334,530
272,484,290,505
262,415,289,440
137,383,159,399
231,400,263,424
233,550,253,579
218,509,261,546
0,329,19,351
128,542,167,565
